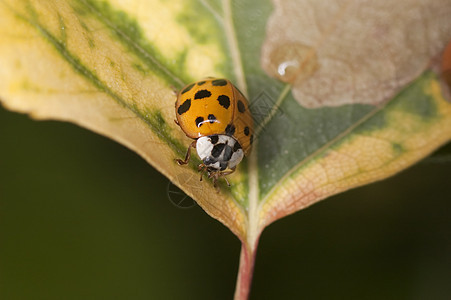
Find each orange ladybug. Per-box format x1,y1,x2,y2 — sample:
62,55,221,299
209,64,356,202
175,78,253,185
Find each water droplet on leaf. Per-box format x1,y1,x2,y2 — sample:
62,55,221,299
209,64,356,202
267,43,319,84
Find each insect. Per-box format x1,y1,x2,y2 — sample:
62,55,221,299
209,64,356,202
175,78,253,186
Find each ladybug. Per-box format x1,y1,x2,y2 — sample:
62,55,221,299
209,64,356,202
175,78,253,186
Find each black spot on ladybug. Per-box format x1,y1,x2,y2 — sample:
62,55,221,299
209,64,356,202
210,135,219,144
217,95,230,109
208,114,217,123
238,100,246,113
223,145,233,161
225,124,235,136
195,89,212,99
233,141,242,152
212,143,226,158
177,99,191,115
181,83,195,94
195,116,204,127
250,134,254,144
212,79,228,86
197,81,206,86
244,126,250,136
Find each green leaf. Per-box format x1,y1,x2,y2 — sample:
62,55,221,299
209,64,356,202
1,0,451,298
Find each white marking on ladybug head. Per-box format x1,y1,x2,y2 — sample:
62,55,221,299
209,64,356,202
196,135,244,171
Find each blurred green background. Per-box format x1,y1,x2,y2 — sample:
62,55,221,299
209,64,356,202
1,105,450,300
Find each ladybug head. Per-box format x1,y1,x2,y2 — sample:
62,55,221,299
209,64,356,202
196,135,244,172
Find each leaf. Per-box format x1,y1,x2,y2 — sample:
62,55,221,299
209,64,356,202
0,0,247,238
1,0,451,299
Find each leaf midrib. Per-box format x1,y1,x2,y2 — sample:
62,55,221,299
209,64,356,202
220,0,260,246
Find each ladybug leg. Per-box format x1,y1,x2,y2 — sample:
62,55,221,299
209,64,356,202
198,164,206,181
197,166,234,188
174,119,180,126
202,169,219,189
170,86,178,96
222,176,230,187
220,167,235,187
211,173,219,189
175,140,196,165
221,167,236,176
